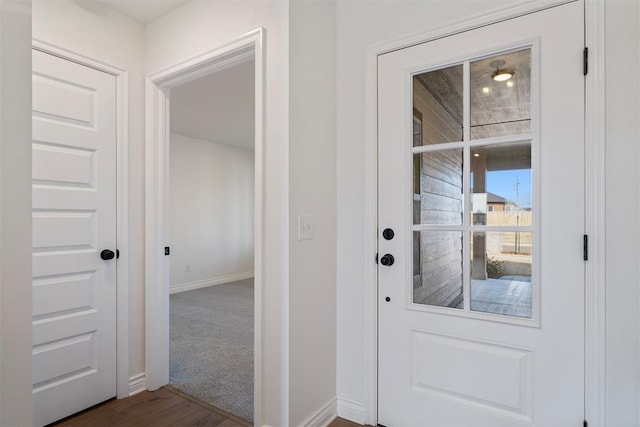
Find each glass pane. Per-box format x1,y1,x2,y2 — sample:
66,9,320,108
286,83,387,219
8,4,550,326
413,231,463,309
470,49,531,139
413,150,463,225
413,64,463,145
470,143,531,226
471,231,532,318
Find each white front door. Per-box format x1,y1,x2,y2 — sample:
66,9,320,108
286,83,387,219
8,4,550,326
32,49,117,426
378,2,584,425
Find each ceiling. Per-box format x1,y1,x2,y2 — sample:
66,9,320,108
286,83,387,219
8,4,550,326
170,59,255,151
415,49,531,140
93,0,191,23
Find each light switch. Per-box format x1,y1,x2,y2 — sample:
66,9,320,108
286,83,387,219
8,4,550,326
298,215,313,241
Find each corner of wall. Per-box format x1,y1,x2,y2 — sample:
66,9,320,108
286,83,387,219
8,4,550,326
299,397,337,427
336,396,366,425
0,0,34,425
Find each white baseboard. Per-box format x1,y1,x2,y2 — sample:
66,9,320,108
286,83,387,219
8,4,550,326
337,396,366,425
169,271,254,294
301,397,337,427
128,373,146,396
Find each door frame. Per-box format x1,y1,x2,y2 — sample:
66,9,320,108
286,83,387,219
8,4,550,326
144,28,265,423
363,1,605,425
31,39,131,400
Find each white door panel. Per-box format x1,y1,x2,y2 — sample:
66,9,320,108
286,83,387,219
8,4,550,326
32,143,96,187
32,211,96,250
33,272,95,317
32,49,117,426
32,188,100,211
32,75,96,127
378,2,584,426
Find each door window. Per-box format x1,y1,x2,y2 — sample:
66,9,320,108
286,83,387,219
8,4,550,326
412,47,534,319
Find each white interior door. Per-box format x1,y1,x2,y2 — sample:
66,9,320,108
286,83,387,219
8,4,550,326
32,49,117,426
378,2,584,425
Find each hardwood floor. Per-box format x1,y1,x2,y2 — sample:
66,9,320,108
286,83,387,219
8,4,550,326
53,387,363,427
328,418,362,427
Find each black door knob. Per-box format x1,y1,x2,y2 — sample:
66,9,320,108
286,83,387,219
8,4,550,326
380,254,395,266
101,249,115,260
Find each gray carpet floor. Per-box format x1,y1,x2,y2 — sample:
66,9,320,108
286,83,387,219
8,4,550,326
170,278,254,422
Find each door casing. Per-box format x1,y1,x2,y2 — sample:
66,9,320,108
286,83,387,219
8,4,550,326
364,1,605,424
144,28,265,424
31,39,131,400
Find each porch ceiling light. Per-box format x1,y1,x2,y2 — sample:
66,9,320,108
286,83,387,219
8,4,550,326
492,69,515,82
489,59,514,82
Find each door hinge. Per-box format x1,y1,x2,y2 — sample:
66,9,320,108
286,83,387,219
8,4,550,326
584,420,588,427
583,47,589,75
164,246,170,256
375,253,379,264
583,235,588,261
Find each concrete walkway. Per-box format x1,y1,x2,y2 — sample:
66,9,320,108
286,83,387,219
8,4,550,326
470,277,531,318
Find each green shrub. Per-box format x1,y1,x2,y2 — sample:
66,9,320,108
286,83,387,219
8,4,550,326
487,256,504,278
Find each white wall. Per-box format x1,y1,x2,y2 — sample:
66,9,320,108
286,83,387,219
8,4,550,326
145,2,291,424
336,0,640,424
0,1,33,425
604,1,640,425
32,0,147,383
288,1,337,425
169,133,254,292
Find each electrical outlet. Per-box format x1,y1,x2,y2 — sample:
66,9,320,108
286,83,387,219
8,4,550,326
185,264,191,272
298,215,313,241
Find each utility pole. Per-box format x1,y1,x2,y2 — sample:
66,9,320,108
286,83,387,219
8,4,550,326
514,177,520,254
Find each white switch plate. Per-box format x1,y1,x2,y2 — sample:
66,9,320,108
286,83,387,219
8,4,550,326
298,215,313,240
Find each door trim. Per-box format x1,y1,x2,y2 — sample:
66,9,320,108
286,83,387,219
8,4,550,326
363,1,604,424
31,39,131,400
144,28,265,424
584,1,606,425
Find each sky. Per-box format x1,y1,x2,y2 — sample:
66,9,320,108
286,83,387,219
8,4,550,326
486,169,532,208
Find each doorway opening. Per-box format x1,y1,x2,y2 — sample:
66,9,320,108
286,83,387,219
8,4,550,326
145,29,264,425
167,57,256,423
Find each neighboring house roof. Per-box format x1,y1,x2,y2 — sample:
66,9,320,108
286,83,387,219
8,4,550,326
487,192,508,204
